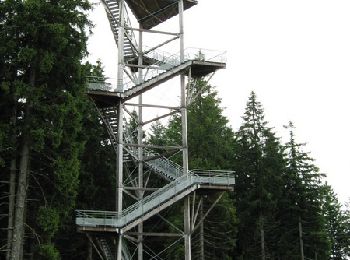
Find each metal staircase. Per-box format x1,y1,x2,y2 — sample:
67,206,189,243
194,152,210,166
76,172,234,233
102,0,138,61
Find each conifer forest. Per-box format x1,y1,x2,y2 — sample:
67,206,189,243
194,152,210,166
0,1,349,260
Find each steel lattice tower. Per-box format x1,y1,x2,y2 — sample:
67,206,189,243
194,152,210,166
76,1,234,259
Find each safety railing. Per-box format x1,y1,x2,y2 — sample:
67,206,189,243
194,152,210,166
184,47,227,63
192,169,235,177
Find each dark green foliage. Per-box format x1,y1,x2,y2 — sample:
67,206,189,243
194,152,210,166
37,207,60,241
187,80,235,170
77,104,115,210
36,243,60,260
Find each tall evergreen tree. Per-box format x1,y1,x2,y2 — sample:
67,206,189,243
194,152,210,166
282,122,330,260
233,91,285,259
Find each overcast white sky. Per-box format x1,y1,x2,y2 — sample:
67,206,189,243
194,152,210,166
87,0,350,204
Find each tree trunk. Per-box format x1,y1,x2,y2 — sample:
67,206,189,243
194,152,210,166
10,66,35,260
10,139,30,260
7,96,17,260
260,215,265,260
7,158,16,260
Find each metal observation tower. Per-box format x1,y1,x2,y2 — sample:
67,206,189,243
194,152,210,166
75,0,235,259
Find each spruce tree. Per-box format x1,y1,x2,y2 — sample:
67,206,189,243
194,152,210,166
233,91,285,259
281,122,330,259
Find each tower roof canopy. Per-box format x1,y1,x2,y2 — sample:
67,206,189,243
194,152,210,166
125,0,197,30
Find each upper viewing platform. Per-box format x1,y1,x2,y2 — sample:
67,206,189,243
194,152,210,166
124,0,198,29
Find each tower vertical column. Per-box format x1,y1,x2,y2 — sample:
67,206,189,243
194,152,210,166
137,24,144,260
117,0,125,92
179,1,191,260
116,1,125,260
